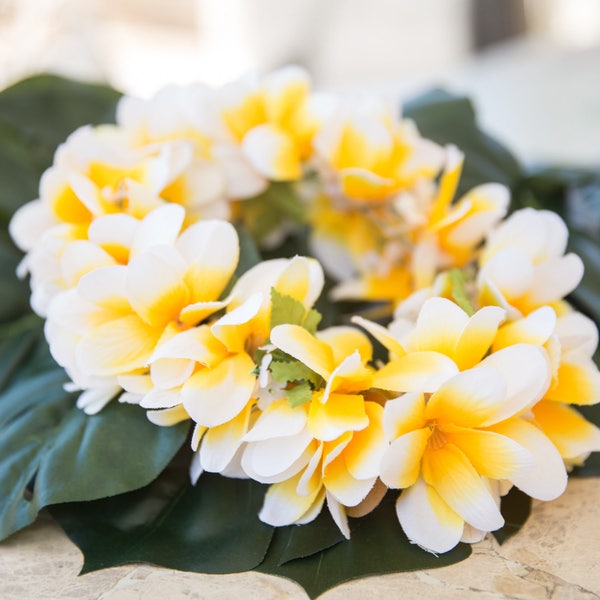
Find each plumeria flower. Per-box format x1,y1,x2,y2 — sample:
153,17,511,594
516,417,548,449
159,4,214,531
380,343,566,553
493,307,600,466
117,83,266,208
121,255,326,482
242,324,387,538
218,65,335,182
411,146,510,289
314,97,444,202
45,204,240,413
478,208,584,317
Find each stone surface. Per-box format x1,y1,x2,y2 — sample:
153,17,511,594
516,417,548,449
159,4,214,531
1,478,599,600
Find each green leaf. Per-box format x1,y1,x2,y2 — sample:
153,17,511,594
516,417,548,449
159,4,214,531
239,182,306,244
256,492,471,599
51,471,274,574
0,75,121,324
285,382,314,408
449,269,474,316
493,487,532,545
270,359,322,388
404,89,523,196
270,288,322,334
0,320,189,541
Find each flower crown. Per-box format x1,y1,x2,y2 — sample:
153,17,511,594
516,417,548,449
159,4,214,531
3,66,600,593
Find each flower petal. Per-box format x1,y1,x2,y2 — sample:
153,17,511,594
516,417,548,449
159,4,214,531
242,124,301,181
444,428,534,479
492,306,556,351
344,401,388,480
308,392,369,442
127,245,190,327
479,344,551,425
351,315,407,358
426,367,507,428
323,451,375,507
532,400,600,460
151,326,227,367
150,358,195,390
259,472,322,527
545,351,600,406
489,418,567,501
200,399,254,473
453,306,506,370
244,398,308,441
422,444,504,532
176,219,239,302
130,203,185,258
383,391,427,441
181,352,256,427
396,477,464,554
380,428,430,489
373,351,459,394
77,314,161,376
271,324,333,379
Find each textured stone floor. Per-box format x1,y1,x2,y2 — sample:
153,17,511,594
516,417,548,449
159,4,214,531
1,477,599,599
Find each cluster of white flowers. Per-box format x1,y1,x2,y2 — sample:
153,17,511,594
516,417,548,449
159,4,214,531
9,66,600,554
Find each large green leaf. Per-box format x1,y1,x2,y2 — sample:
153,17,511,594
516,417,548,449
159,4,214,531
0,318,189,541
256,492,471,599
51,470,274,574
404,89,523,196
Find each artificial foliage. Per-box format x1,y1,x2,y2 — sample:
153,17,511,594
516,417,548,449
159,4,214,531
0,71,599,598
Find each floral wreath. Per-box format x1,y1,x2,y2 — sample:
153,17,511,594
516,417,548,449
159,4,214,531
1,66,599,597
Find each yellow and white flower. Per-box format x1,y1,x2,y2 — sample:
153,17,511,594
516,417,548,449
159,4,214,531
45,205,240,413
314,98,444,202
242,324,387,537
380,343,565,553
478,208,584,317
218,65,334,182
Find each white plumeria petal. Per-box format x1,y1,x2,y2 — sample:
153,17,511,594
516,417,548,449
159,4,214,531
130,203,185,258
326,492,351,540
146,405,190,426
259,472,322,527
479,344,551,426
181,353,256,427
243,398,308,441
555,311,598,356
383,391,427,442
522,254,584,307
175,219,239,302
423,444,504,533
242,428,314,480
77,265,130,312
126,245,189,327
490,418,567,501
492,306,556,351
150,358,195,390
60,240,116,287
200,400,254,473
396,477,464,554
140,388,183,409
76,386,120,415
381,429,430,489
373,351,459,394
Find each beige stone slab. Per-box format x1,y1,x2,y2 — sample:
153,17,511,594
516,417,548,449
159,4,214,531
1,477,599,600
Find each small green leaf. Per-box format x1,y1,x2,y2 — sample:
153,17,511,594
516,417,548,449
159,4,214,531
285,382,314,408
270,288,323,334
270,359,323,388
303,308,322,334
449,269,475,316
270,288,307,329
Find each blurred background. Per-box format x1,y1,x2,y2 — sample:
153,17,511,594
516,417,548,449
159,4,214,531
0,0,599,165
